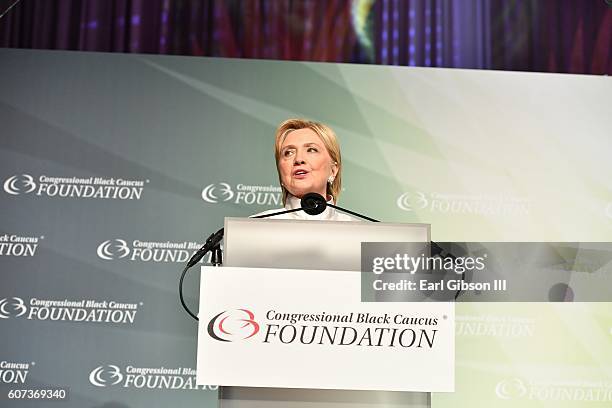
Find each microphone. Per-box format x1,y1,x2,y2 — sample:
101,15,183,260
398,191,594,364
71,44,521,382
186,227,224,268
181,227,224,321
301,192,327,215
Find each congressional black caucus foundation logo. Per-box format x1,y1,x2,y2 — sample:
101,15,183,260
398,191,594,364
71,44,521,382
207,309,441,348
3,174,36,195
0,360,34,384
456,314,535,338
0,297,27,319
89,365,123,387
0,234,42,257
202,182,281,206
96,239,130,260
3,174,148,200
495,377,612,402
397,190,530,216
96,238,204,263
88,364,217,390
201,182,234,203
0,296,140,324
207,309,260,342
496,378,528,399
396,192,428,212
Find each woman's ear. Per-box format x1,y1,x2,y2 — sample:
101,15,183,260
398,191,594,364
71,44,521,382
331,161,339,178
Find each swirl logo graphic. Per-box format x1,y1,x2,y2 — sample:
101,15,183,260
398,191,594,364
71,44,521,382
96,239,130,260
3,174,36,195
0,297,27,319
495,378,527,400
397,191,428,212
207,309,260,342
89,365,123,387
201,183,234,203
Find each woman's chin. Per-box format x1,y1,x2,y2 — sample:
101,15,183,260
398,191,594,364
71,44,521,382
288,190,307,198
287,187,324,199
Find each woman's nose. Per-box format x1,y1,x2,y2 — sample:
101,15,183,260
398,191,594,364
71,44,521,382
294,151,306,165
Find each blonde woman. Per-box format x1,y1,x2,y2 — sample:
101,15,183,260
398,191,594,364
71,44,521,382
254,118,357,221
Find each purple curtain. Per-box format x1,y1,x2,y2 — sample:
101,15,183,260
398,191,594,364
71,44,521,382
1,0,610,74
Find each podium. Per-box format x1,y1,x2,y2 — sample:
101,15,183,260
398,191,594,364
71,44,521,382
197,218,454,407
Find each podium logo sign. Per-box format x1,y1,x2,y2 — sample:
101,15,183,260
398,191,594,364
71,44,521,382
197,267,454,392
397,190,530,216
207,309,260,342
202,182,281,206
88,364,217,390
96,238,204,263
0,296,140,324
2,174,147,200
207,308,440,349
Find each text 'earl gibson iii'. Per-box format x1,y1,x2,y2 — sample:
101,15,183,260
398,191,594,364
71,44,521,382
373,279,507,292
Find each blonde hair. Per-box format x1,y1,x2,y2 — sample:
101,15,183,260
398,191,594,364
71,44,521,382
274,118,342,205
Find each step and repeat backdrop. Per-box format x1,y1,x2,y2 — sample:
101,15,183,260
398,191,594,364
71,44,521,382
1,48,611,407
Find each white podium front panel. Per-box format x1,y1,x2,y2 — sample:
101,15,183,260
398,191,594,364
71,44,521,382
224,217,430,272
197,266,454,392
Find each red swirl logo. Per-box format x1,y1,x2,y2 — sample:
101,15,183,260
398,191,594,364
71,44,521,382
207,309,260,342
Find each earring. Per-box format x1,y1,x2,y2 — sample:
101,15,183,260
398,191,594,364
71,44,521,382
327,176,334,184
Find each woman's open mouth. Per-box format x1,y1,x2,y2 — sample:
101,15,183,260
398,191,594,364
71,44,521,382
293,169,309,179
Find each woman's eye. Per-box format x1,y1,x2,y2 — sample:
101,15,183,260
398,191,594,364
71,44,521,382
283,149,295,157
307,147,318,153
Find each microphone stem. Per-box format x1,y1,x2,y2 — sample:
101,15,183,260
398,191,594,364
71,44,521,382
250,207,305,218
327,203,380,222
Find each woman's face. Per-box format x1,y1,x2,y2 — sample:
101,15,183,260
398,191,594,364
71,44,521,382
278,128,338,199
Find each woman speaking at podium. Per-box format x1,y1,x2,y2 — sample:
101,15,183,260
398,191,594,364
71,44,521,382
254,118,358,221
